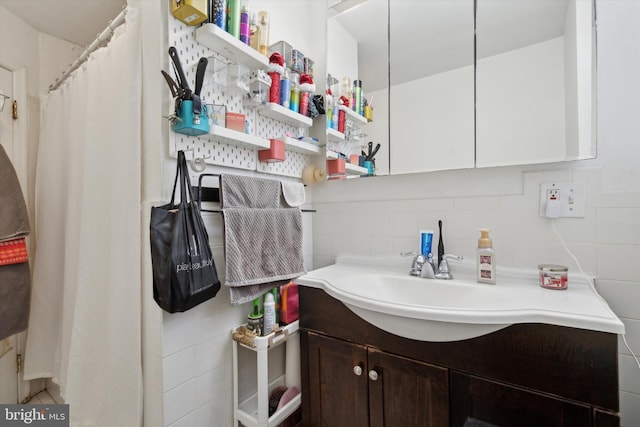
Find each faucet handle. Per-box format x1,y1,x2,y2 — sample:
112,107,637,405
441,254,463,263
401,251,426,276
400,251,418,258
401,251,427,265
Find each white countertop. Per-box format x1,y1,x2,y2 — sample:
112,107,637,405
295,255,625,341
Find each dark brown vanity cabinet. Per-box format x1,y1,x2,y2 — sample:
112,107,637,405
303,332,449,427
450,371,591,426
299,286,620,427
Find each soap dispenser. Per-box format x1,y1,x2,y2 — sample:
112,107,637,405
477,228,496,284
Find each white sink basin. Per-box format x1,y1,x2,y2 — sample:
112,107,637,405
295,255,624,342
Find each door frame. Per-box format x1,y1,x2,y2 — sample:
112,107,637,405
0,65,31,403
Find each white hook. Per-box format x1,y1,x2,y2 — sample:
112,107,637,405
190,150,210,173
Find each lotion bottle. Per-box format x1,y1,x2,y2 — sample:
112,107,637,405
477,228,496,284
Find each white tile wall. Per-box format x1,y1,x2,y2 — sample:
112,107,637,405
311,177,640,425
159,202,313,426
308,1,640,424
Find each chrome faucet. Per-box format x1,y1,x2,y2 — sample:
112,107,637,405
401,252,463,280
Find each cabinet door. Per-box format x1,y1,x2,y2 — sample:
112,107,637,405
368,349,449,427
305,332,370,427
450,371,591,427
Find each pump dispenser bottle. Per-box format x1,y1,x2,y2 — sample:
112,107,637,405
477,229,496,284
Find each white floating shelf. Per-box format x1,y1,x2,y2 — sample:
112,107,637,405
257,103,313,128
327,127,346,143
282,137,323,155
326,150,339,159
200,125,270,150
346,162,368,175
338,105,368,126
326,151,368,175
195,24,269,70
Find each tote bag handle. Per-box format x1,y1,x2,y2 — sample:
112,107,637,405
170,150,199,210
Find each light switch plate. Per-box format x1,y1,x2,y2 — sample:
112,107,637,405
539,182,586,218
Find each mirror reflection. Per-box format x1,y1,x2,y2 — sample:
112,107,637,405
327,0,389,175
327,0,597,176
476,0,596,167
389,0,474,174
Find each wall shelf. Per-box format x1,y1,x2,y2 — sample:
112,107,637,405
257,103,313,128
195,24,269,70
338,105,368,126
188,20,316,177
282,136,323,155
327,127,346,143
326,151,368,175
200,125,270,150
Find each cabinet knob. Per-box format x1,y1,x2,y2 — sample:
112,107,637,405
353,365,363,376
368,370,379,381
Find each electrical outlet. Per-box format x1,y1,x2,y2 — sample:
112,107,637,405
539,182,586,218
546,188,559,201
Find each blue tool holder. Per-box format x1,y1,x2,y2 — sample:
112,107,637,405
172,100,210,136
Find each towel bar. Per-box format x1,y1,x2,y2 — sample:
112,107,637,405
196,173,316,213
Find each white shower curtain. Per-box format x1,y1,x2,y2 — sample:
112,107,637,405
24,5,142,426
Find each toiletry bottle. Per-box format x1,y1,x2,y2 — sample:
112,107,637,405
257,11,270,56
289,72,300,113
353,79,362,113
239,1,251,45
247,297,263,336
280,69,291,108
226,0,241,38
211,0,227,30
263,292,276,335
249,13,260,52
477,228,496,284
272,288,280,325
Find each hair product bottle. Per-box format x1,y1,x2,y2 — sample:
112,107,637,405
263,292,276,335
239,1,251,45
227,0,241,38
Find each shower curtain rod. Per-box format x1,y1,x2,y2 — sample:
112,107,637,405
48,7,128,91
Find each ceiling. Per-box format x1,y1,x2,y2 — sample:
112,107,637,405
0,0,127,47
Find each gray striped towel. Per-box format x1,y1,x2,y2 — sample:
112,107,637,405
223,207,305,305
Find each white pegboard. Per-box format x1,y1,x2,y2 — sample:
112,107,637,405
256,150,309,177
167,16,316,178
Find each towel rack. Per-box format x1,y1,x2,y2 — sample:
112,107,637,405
196,173,316,213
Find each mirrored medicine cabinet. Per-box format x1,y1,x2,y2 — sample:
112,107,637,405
326,0,597,176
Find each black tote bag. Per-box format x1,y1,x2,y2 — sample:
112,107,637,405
150,150,220,312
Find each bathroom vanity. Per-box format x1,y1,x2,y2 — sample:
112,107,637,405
299,287,619,426
295,256,623,426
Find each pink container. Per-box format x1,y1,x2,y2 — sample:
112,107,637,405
326,158,346,175
258,139,285,163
